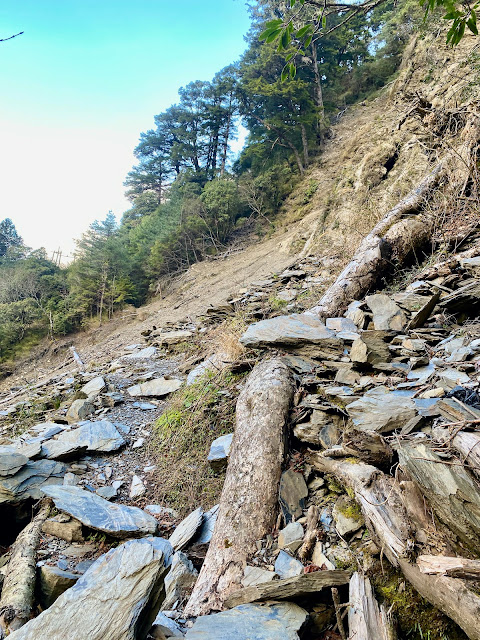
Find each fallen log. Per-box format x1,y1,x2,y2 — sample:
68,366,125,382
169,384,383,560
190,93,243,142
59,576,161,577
308,452,480,639
184,359,294,616
298,504,318,561
418,555,480,579
0,499,51,636
224,570,351,608
433,427,480,481
309,165,442,320
348,572,396,640
396,439,480,551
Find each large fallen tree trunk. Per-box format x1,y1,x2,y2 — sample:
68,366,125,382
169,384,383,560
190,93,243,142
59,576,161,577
348,572,396,640
308,452,480,639
184,359,294,617
0,499,51,636
308,166,442,320
396,439,480,551
418,555,480,579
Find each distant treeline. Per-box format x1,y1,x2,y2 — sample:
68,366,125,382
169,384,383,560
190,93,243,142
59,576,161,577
0,0,422,360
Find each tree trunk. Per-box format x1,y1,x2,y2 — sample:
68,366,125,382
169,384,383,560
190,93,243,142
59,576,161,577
308,453,480,640
301,124,309,169
184,359,294,617
348,572,397,640
311,43,325,142
417,555,480,579
308,166,443,319
396,439,480,551
0,499,51,636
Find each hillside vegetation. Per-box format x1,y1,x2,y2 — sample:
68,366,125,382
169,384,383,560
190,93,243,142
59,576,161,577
0,0,427,365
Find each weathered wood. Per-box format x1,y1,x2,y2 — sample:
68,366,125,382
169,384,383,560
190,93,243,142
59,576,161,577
224,570,351,608
396,439,480,550
184,359,294,616
418,555,480,579
308,453,480,640
298,505,318,561
343,428,393,467
434,428,480,480
309,166,442,319
0,499,51,636
348,572,396,640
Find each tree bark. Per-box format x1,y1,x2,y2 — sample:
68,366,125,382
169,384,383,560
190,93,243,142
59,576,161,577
308,166,443,319
348,572,396,640
308,453,480,640
0,499,51,636
417,555,480,579
184,359,294,617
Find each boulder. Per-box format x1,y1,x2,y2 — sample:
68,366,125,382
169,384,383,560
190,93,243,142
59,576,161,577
129,475,146,499
240,314,343,358
207,434,233,471
123,346,157,360
9,538,173,640
38,565,79,609
80,376,106,398
127,377,183,398
66,399,95,424
365,294,407,331
169,507,204,551
350,331,391,365
346,386,416,434
0,459,65,503
41,485,157,538
153,330,193,345
161,551,198,610
279,469,308,523
0,447,27,477
185,602,307,639
41,421,125,460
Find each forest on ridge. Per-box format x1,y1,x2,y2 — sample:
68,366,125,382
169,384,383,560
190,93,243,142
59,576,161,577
0,0,424,362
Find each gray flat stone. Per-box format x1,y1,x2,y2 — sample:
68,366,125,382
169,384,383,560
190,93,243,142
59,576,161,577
161,551,198,610
123,346,157,360
66,399,95,424
169,507,203,551
9,538,173,640
81,376,106,398
279,469,308,523
365,294,407,331
0,460,66,503
241,566,276,588
0,446,28,477
193,504,219,546
128,377,183,398
41,420,125,460
274,550,304,579
42,485,158,538
346,386,416,434
240,314,343,357
185,602,307,639
38,565,79,609
293,409,343,448
207,434,233,471
151,611,184,638
332,495,364,536
278,522,304,552
96,486,117,500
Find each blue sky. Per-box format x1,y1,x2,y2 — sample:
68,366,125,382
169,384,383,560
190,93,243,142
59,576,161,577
0,1,251,258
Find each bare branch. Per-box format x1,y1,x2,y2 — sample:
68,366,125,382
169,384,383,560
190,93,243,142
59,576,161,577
0,31,24,42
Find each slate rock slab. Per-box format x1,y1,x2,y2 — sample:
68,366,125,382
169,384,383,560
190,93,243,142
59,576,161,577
275,550,304,579
81,376,106,398
39,565,79,609
207,434,233,471
242,566,277,588
161,551,198,611
185,602,308,640
0,459,66,503
279,469,308,523
42,485,158,538
346,386,416,434
9,538,173,640
66,399,95,424
240,314,343,358
169,506,203,551
128,377,183,397
365,294,407,331
0,446,28,476
41,420,125,460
